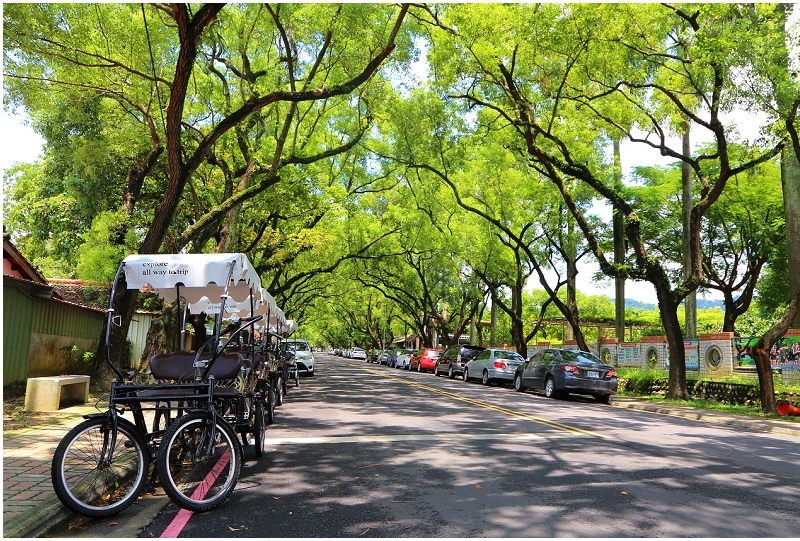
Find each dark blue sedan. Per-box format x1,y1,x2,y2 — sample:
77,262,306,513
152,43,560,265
514,348,617,404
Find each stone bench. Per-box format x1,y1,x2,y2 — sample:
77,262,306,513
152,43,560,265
24,375,91,411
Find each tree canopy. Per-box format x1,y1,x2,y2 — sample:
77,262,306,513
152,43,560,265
4,3,799,403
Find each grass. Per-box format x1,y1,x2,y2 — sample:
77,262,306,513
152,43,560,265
619,392,771,416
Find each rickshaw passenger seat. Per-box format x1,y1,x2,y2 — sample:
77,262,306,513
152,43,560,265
205,352,243,380
149,352,195,381
148,351,243,381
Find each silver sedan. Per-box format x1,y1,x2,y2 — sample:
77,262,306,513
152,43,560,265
463,348,526,386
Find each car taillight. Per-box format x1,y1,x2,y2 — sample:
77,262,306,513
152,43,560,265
493,361,507,369
563,365,579,374
606,369,617,378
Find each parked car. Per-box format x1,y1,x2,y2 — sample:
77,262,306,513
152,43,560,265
386,348,403,368
434,344,486,378
284,339,314,377
411,348,443,372
350,347,367,360
394,348,415,369
367,349,387,364
377,349,391,365
463,348,526,386
514,348,618,403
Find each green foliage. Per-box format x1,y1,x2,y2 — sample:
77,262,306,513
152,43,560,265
75,211,129,282
4,3,797,369
757,240,791,315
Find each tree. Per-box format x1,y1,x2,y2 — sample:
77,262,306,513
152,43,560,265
4,3,412,377
419,3,787,399
630,149,784,334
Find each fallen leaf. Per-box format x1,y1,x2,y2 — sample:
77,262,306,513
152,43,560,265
359,526,373,536
107,522,118,527
228,525,245,532
68,524,88,530
621,491,628,495
272,496,281,500
475,484,482,489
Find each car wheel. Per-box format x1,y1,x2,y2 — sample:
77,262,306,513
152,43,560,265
482,370,490,386
514,374,525,392
463,367,470,382
417,363,422,372
595,394,611,404
448,365,455,379
544,377,558,399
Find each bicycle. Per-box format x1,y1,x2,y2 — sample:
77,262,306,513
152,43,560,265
51,253,280,517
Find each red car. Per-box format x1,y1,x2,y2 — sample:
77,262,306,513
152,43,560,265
411,348,443,373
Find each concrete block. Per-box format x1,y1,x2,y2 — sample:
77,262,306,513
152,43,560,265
24,375,90,411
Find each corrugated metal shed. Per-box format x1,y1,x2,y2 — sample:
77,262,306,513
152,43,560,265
3,278,36,383
3,275,106,384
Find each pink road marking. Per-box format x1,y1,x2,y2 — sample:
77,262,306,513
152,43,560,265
160,449,231,538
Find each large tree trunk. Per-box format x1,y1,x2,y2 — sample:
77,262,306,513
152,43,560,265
721,291,738,333
753,288,800,412
510,273,527,357
682,121,698,339
612,137,626,341
782,146,800,328
654,279,689,399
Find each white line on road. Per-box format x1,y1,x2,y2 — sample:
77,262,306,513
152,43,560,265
264,430,590,445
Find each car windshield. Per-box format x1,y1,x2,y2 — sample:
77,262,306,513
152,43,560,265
287,343,310,352
560,350,603,364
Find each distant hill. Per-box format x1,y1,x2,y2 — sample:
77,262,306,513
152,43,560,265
613,298,724,311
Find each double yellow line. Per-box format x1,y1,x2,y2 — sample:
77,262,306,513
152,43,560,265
358,364,609,439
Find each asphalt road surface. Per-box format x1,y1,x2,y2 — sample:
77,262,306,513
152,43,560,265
51,353,800,538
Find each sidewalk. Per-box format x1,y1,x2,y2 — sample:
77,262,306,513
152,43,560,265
3,402,107,538
3,397,800,538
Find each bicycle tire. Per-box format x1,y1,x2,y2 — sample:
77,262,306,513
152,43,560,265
266,384,275,425
156,411,242,512
254,400,267,457
51,416,149,518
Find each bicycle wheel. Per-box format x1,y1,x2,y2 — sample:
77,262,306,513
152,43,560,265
51,416,149,518
254,400,267,457
266,384,275,425
156,411,242,512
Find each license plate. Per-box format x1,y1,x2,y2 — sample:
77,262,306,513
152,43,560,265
586,371,599,378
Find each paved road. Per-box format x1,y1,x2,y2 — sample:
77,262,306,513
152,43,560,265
48,353,800,537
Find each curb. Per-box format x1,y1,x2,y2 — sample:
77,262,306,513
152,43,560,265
611,397,800,438
4,500,72,539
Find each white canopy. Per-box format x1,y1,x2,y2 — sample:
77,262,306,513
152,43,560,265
121,253,261,303
188,287,283,323
283,319,298,335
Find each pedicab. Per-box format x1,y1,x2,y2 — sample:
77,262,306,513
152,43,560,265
51,253,271,517
186,286,286,444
